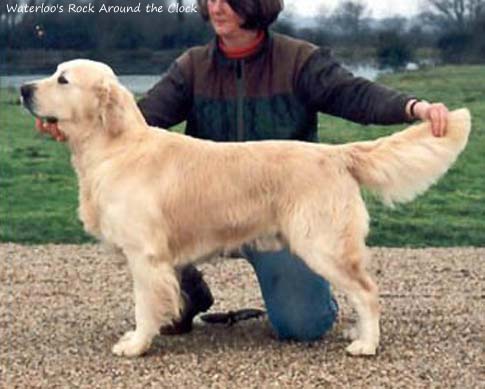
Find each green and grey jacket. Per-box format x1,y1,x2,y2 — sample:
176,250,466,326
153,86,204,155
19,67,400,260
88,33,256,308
138,32,414,142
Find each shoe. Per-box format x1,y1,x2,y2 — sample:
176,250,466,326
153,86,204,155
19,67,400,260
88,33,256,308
160,265,214,335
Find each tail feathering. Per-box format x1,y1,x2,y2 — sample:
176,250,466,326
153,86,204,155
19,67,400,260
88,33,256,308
347,108,471,206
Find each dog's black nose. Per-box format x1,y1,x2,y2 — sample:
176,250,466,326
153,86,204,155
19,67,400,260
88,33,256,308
20,83,36,105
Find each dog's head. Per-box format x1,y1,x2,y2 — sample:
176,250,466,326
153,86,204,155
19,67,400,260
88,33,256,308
20,59,140,140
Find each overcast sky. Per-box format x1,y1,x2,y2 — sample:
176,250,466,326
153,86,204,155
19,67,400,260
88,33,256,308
284,0,421,19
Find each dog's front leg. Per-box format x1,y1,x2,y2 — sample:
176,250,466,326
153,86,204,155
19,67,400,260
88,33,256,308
78,190,101,237
112,251,182,357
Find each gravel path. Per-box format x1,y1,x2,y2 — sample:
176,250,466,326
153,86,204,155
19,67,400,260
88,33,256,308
1,244,483,388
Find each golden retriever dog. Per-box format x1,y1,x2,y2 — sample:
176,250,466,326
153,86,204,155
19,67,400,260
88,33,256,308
20,59,471,357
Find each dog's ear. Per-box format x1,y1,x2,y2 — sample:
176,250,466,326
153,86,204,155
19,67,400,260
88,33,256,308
96,78,130,136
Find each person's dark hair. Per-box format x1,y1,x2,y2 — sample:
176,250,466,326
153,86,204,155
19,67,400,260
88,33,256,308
197,0,284,30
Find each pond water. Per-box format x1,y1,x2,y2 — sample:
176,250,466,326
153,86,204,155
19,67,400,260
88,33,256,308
1,64,385,94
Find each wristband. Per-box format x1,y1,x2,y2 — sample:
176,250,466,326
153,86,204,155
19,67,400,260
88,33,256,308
409,99,421,119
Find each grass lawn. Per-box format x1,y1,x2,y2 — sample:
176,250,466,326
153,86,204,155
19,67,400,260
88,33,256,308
1,65,484,246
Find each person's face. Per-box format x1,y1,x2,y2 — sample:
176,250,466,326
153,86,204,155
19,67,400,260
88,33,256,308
207,0,245,38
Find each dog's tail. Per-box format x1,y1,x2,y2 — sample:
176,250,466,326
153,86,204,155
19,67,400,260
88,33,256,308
344,108,471,206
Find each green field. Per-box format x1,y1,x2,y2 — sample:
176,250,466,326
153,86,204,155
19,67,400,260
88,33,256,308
1,65,484,246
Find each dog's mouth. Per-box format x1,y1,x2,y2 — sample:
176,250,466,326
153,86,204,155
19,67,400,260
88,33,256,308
22,103,59,125
41,116,59,124
20,83,59,124
27,108,60,125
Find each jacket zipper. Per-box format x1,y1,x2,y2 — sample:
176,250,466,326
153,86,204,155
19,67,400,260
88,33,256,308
236,59,245,141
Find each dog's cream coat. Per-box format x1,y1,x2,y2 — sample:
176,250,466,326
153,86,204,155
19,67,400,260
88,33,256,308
23,59,471,357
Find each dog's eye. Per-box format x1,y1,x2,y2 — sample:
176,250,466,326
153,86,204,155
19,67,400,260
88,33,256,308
58,75,69,85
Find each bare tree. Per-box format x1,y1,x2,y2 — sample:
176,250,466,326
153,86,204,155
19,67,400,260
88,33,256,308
332,0,370,37
379,16,408,32
421,0,485,32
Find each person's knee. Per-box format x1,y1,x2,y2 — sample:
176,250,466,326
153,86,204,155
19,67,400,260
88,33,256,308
266,287,338,341
244,247,339,341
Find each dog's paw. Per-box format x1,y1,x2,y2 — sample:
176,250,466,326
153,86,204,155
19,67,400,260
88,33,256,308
342,326,359,341
118,330,136,343
112,330,151,357
345,340,377,356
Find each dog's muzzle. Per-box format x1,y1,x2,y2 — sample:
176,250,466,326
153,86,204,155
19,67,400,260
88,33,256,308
20,83,36,109
20,83,58,123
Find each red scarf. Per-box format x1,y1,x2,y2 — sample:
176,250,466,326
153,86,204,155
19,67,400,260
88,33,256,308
219,30,265,59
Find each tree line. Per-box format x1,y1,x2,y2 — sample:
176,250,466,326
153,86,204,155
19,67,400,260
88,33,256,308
1,0,484,67
276,0,485,66
1,0,211,50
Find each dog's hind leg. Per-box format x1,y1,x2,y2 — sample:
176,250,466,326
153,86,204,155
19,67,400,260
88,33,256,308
293,238,380,356
339,257,380,356
112,250,182,357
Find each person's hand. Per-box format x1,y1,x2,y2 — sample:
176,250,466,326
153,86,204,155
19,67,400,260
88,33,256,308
35,118,67,142
408,100,449,137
